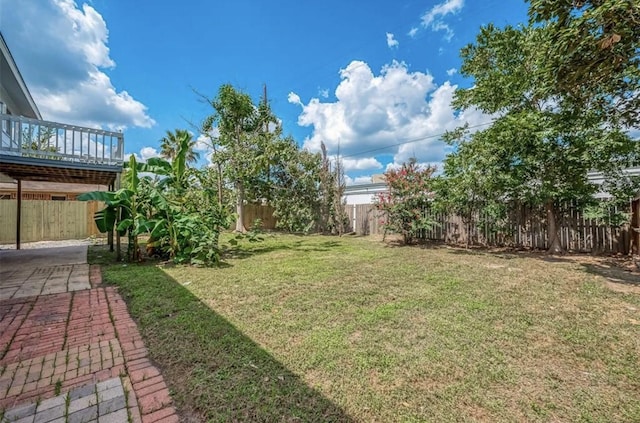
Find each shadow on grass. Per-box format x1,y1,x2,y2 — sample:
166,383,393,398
426,242,640,290
91,246,353,422
223,238,344,260
581,263,640,287
374,236,450,249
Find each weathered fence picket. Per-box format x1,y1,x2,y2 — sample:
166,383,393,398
344,202,635,254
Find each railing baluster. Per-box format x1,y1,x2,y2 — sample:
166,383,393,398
26,122,31,151
118,134,123,161
0,113,123,166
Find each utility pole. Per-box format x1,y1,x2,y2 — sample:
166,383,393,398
263,83,269,133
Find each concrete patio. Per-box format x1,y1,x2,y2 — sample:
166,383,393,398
0,246,90,301
0,246,178,422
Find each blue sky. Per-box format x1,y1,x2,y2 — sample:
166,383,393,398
1,0,529,184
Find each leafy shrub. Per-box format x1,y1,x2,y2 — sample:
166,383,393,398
375,159,437,244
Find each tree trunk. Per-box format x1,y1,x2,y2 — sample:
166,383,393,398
546,201,563,253
216,162,223,206
116,232,121,262
235,180,246,233
465,211,473,248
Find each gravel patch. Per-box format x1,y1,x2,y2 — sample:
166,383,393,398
0,237,108,250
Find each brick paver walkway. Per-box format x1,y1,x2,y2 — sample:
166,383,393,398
0,257,178,423
3,377,128,422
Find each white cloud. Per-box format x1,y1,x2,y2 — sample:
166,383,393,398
55,0,115,68
194,134,210,152
422,0,464,26
386,32,399,49
290,60,491,171
124,146,159,163
431,22,454,41
392,82,487,164
446,68,457,76
124,152,137,161
319,88,329,98
419,0,464,40
408,27,419,38
194,127,220,152
0,0,154,130
342,157,383,171
140,146,160,161
288,92,302,106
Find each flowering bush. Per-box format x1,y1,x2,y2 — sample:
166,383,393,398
374,159,436,244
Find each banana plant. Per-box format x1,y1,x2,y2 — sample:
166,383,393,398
78,154,155,261
80,129,228,265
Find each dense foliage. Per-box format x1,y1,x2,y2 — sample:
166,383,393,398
80,130,229,266
440,21,640,252
159,129,200,164
375,159,436,244
81,84,348,264
201,84,346,235
527,0,640,128
202,85,277,233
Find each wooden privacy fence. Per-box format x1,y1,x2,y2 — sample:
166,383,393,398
0,200,104,244
344,204,385,235
232,204,278,230
345,202,639,254
0,201,277,244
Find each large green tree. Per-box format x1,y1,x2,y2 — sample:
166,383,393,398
434,129,510,247
269,137,322,233
527,0,640,127
445,23,640,253
203,84,276,232
201,84,350,235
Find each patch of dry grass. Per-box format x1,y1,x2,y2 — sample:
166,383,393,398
93,234,640,422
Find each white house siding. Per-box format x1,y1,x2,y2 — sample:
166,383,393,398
345,193,378,205
343,182,387,205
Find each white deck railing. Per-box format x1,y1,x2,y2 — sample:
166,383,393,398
0,114,124,165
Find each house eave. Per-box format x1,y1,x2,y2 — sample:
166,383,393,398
0,32,41,119
344,182,387,195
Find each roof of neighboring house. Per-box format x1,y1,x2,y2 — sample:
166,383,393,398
344,182,387,195
0,181,107,193
587,167,640,184
0,31,41,119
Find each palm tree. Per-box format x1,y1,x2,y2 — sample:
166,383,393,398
159,129,200,164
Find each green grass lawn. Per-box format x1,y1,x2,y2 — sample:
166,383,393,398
90,234,640,422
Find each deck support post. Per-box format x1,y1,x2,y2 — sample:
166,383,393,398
16,179,21,250
107,182,114,252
